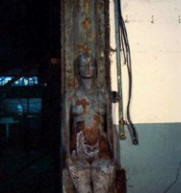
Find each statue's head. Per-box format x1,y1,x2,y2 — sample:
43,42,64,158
74,52,97,80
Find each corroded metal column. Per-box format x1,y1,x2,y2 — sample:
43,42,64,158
61,1,126,193
61,0,109,93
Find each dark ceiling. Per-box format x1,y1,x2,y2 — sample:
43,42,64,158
0,0,60,72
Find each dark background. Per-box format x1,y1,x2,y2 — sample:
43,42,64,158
0,0,60,68
0,0,61,192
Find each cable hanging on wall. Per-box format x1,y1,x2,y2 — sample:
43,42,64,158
114,0,138,145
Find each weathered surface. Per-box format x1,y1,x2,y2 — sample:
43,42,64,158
61,1,125,193
62,53,116,193
61,0,109,91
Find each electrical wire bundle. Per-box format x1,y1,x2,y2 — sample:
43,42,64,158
116,0,138,145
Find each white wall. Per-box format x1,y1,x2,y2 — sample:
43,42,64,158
121,0,181,123
118,2,181,193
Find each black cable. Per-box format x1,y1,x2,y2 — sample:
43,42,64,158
117,0,138,145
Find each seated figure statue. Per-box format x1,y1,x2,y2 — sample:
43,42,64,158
63,52,116,193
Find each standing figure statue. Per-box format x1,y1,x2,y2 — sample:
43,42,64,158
62,52,116,193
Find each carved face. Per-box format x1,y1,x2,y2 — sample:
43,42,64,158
78,54,96,79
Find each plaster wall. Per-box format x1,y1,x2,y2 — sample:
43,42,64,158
114,1,181,193
121,0,181,123
121,123,181,193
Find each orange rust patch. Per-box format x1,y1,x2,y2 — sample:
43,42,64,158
83,127,99,145
76,43,87,52
76,44,91,54
76,98,89,112
93,114,101,125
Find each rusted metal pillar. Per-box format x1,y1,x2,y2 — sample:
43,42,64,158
61,0,110,93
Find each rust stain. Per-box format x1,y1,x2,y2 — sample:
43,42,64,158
76,44,91,54
82,17,91,29
83,127,99,145
99,136,111,159
87,48,91,54
84,0,89,15
93,114,101,125
76,98,89,113
76,43,87,52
